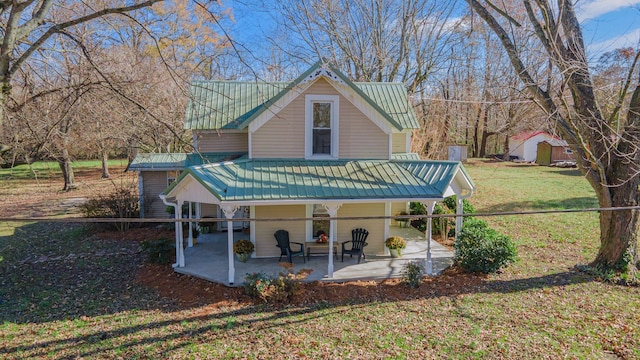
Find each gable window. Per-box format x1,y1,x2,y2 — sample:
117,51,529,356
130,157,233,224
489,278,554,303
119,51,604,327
306,95,339,159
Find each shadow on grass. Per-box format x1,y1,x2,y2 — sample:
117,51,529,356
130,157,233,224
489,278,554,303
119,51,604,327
0,265,596,359
0,221,178,325
480,196,598,214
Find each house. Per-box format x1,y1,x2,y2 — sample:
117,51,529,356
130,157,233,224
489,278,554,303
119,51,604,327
129,61,475,283
535,141,574,165
508,130,570,162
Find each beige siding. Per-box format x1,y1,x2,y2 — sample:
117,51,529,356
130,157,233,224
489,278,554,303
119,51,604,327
196,131,248,153
391,202,409,227
200,203,218,217
251,97,306,157
392,132,408,153
252,78,389,159
142,172,171,219
254,205,306,257
337,203,386,255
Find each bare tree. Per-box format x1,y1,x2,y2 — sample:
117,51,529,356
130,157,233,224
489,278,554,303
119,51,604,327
467,0,640,273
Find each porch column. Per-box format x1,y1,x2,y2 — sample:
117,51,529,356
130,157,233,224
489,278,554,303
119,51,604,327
322,202,342,278
177,200,185,267
187,202,193,248
455,197,463,243
221,205,239,285
422,201,436,275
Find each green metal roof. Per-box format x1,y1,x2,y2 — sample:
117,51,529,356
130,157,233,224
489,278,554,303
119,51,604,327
165,158,473,202
184,61,419,131
127,153,187,171
391,152,421,160
127,152,247,171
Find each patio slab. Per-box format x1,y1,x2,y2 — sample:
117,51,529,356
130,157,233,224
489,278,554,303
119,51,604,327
175,226,453,287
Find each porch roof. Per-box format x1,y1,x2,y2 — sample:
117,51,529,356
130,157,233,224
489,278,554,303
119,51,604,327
164,158,475,204
126,152,247,171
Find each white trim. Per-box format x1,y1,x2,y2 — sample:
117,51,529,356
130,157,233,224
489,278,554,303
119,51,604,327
384,202,391,242
305,204,313,240
249,206,256,258
388,133,393,159
248,131,253,159
305,95,340,159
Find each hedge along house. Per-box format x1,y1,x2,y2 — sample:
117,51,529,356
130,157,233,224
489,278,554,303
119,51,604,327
154,61,475,284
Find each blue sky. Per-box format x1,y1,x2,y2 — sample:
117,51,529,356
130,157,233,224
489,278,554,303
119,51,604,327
577,0,640,56
223,0,639,63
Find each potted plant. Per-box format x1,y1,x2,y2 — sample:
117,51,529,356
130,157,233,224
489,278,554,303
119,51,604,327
397,211,409,228
385,236,406,258
233,239,254,262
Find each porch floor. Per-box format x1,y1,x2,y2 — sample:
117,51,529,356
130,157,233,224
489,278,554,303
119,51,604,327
175,226,453,286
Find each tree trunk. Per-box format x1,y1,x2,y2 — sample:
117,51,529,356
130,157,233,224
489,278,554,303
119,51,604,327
58,147,76,191
101,151,110,179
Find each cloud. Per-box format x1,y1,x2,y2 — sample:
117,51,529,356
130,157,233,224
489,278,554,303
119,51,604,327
577,0,640,22
587,27,640,57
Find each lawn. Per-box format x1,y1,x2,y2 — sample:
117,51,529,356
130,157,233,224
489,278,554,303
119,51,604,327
1,159,639,359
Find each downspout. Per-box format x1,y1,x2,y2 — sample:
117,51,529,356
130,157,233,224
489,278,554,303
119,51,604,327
160,194,182,268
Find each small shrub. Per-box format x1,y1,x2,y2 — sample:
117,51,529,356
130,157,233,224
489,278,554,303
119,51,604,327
454,218,517,274
141,237,174,264
243,264,311,304
402,261,424,288
81,181,139,231
410,196,476,236
233,239,255,254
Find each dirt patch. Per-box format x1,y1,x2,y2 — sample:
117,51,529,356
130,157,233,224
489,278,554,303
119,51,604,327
0,165,136,218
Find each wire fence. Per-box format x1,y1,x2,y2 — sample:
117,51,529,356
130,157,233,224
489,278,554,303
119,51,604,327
1,206,638,224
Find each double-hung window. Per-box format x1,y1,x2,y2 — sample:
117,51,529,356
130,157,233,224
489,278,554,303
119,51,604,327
306,95,339,159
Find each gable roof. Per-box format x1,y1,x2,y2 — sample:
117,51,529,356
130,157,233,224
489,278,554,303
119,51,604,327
184,61,419,131
164,158,474,204
511,130,558,141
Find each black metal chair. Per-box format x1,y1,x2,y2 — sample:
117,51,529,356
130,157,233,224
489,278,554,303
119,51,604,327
341,228,369,263
274,229,306,263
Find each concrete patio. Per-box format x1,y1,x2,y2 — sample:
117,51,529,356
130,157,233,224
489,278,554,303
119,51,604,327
175,226,453,286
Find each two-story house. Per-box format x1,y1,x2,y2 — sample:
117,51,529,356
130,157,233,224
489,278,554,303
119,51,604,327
129,61,475,283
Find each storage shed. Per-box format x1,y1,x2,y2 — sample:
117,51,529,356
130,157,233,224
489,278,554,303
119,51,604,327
509,131,568,162
535,141,574,165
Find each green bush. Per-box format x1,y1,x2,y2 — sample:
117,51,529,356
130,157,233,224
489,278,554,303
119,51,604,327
141,237,174,264
81,182,139,231
243,266,310,304
454,218,517,274
402,261,424,288
410,196,476,236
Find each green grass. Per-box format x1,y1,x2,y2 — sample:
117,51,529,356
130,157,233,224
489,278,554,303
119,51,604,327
1,160,639,359
0,159,129,180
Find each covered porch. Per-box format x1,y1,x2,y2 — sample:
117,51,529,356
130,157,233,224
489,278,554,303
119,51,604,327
175,226,454,286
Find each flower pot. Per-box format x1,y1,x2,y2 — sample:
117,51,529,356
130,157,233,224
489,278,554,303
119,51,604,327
389,248,402,258
236,253,249,263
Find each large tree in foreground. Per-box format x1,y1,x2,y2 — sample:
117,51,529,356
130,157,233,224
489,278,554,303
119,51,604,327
467,0,639,274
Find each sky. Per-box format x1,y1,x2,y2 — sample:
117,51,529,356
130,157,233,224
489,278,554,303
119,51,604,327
577,0,640,56
223,0,640,64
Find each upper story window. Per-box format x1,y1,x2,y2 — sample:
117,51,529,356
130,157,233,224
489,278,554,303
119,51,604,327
306,95,339,159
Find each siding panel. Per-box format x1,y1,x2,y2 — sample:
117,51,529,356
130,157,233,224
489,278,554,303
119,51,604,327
392,133,408,153
252,78,389,159
337,203,386,255
196,131,248,152
254,205,306,257
142,172,171,219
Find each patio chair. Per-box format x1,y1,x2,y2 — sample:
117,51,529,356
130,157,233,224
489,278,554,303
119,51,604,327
341,228,369,263
274,229,306,263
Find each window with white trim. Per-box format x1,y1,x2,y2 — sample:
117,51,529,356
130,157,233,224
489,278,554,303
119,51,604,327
167,171,180,186
306,95,339,158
